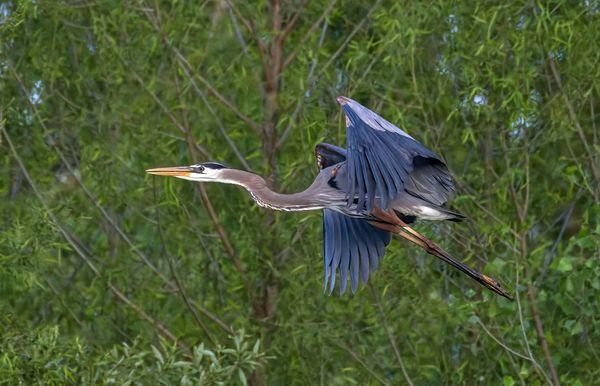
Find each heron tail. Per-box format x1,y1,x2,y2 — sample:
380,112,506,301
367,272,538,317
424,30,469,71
440,207,466,222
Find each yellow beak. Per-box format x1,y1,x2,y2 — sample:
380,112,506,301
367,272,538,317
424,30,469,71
145,166,192,177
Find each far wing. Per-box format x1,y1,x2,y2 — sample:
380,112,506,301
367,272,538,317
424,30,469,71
315,142,347,169
323,209,391,294
404,156,455,206
339,97,450,212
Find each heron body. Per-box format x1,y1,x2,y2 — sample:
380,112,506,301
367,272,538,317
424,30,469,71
147,96,511,299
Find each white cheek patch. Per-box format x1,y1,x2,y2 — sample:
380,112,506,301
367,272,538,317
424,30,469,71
176,172,214,181
176,170,224,182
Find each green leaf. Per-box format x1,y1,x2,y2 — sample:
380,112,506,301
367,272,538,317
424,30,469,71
556,257,574,272
151,345,164,366
238,368,248,386
503,376,516,386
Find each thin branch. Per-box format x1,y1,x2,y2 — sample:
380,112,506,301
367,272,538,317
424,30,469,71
547,54,599,193
181,126,254,297
370,287,414,386
278,0,309,44
514,261,551,384
173,64,252,171
129,69,212,160
225,0,271,91
270,0,284,87
141,7,263,134
536,201,576,285
9,63,234,337
225,0,267,54
348,51,384,95
332,340,390,385
591,96,598,147
275,221,309,267
8,64,177,289
276,19,328,149
474,316,534,361
526,276,560,386
1,118,181,348
108,282,180,344
272,0,282,36
227,4,250,58
153,179,225,342
44,277,85,328
319,0,382,76
282,0,337,69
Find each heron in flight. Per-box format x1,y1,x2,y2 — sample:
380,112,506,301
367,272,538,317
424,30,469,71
147,96,511,299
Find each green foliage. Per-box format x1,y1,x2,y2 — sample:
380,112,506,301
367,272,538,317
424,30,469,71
1,0,598,384
0,318,263,385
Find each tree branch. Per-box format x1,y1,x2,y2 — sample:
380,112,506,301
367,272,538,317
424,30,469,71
183,129,254,298
526,273,560,386
547,54,599,195
9,63,235,337
173,64,252,171
278,0,309,44
227,4,250,58
332,340,390,385
370,287,414,386
276,19,328,149
8,64,177,289
1,118,182,348
141,7,263,134
319,0,382,76
129,70,212,160
153,179,227,342
282,0,337,69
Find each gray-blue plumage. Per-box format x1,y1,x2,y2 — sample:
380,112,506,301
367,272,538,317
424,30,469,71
323,209,390,294
341,98,450,212
316,97,463,294
148,96,511,299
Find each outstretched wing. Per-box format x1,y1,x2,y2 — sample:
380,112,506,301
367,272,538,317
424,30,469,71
338,96,453,212
323,209,391,294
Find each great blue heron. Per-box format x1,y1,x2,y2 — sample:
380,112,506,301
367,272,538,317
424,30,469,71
147,96,512,299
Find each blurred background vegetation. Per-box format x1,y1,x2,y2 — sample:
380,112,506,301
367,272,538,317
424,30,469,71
1,1,598,384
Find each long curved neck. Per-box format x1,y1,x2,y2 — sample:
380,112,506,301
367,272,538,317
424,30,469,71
219,169,335,211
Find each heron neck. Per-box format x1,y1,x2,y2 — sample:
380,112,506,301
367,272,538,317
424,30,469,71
220,169,332,211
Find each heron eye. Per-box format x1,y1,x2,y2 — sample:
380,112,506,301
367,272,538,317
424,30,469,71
192,165,205,173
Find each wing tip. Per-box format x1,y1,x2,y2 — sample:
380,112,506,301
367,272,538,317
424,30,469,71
322,212,391,296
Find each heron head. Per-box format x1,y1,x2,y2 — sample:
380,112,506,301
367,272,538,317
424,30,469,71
146,162,228,182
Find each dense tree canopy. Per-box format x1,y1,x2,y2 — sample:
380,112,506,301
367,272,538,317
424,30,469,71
1,1,598,384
